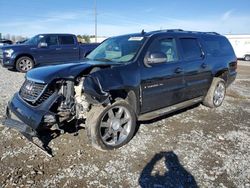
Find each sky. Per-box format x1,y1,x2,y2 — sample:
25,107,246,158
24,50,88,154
0,0,250,38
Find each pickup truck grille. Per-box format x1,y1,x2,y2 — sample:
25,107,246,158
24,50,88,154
19,80,48,105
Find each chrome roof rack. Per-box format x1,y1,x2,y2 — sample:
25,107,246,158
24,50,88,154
147,29,221,36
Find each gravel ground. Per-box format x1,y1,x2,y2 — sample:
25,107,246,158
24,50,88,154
0,61,249,188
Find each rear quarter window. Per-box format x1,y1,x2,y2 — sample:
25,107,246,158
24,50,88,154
203,36,234,57
58,36,75,45
179,38,203,61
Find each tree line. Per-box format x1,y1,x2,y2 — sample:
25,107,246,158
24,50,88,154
77,35,96,43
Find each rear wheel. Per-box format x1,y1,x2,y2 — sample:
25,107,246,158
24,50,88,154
203,77,226,108
86,99,137,151
244,55,250,61
16,56,34,73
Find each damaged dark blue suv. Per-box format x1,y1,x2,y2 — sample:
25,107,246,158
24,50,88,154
5,29,237,154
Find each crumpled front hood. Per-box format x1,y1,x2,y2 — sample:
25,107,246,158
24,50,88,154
26,60,112,83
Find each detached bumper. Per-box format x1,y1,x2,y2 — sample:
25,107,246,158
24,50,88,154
7,93,44,130
3,93,59,157
5,92,59,133
5,107,37,136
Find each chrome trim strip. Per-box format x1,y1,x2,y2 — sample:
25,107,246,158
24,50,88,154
25,76,46,84
138,96,203,121
20,80,48,104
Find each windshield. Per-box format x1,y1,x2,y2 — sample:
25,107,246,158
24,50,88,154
87,35,145,63
24,35,41,45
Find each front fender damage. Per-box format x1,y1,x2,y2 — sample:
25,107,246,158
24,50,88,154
83,76,110,105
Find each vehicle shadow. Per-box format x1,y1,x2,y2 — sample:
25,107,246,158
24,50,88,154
7,68,19,73
34,120,85,156
139,151,198,188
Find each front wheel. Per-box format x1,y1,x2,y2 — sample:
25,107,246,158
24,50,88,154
16,56,34,73
203,77,226,108
86,100,137,151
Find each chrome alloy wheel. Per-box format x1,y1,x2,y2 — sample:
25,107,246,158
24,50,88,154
99,106,132,146
19,59,33,71
213,82,225,106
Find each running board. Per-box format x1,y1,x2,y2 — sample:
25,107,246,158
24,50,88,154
138,97,203,121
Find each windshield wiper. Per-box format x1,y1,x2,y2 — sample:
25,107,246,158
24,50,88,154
93,58,112,62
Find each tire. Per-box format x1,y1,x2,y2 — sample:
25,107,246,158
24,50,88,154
86,99,137,151
16,56,34,73
244,55,250,61
203,77,226,108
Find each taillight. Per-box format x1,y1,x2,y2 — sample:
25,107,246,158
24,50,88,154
229,60,237,70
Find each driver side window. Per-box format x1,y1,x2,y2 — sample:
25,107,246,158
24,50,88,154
147,38,179,62
41,36,58,46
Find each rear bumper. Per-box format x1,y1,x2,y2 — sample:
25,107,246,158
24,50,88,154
227,72,237,87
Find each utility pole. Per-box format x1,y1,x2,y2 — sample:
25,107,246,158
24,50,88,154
94,0,97,43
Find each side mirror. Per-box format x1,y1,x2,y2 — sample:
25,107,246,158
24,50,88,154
145,52,167,65
38,42,48,48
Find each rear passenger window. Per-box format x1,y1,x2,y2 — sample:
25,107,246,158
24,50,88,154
203,36,234,57
147,38,179,62
180,38,202,61
58,36,75,45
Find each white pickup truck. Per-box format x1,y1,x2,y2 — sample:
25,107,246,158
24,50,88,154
225,34,250,61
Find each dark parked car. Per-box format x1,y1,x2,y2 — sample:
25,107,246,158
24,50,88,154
0,34,99,72
15,39,28,44
5,29,237,155
0,39,13,46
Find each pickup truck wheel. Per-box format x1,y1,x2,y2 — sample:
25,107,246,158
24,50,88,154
16,56,34,73
86,100,136,151
203,77,226,108
244,55,250,61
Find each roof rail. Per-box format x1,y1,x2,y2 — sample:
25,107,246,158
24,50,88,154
166,29,184,32
150,29,220,36
151,29,184,33
205,32,220,35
